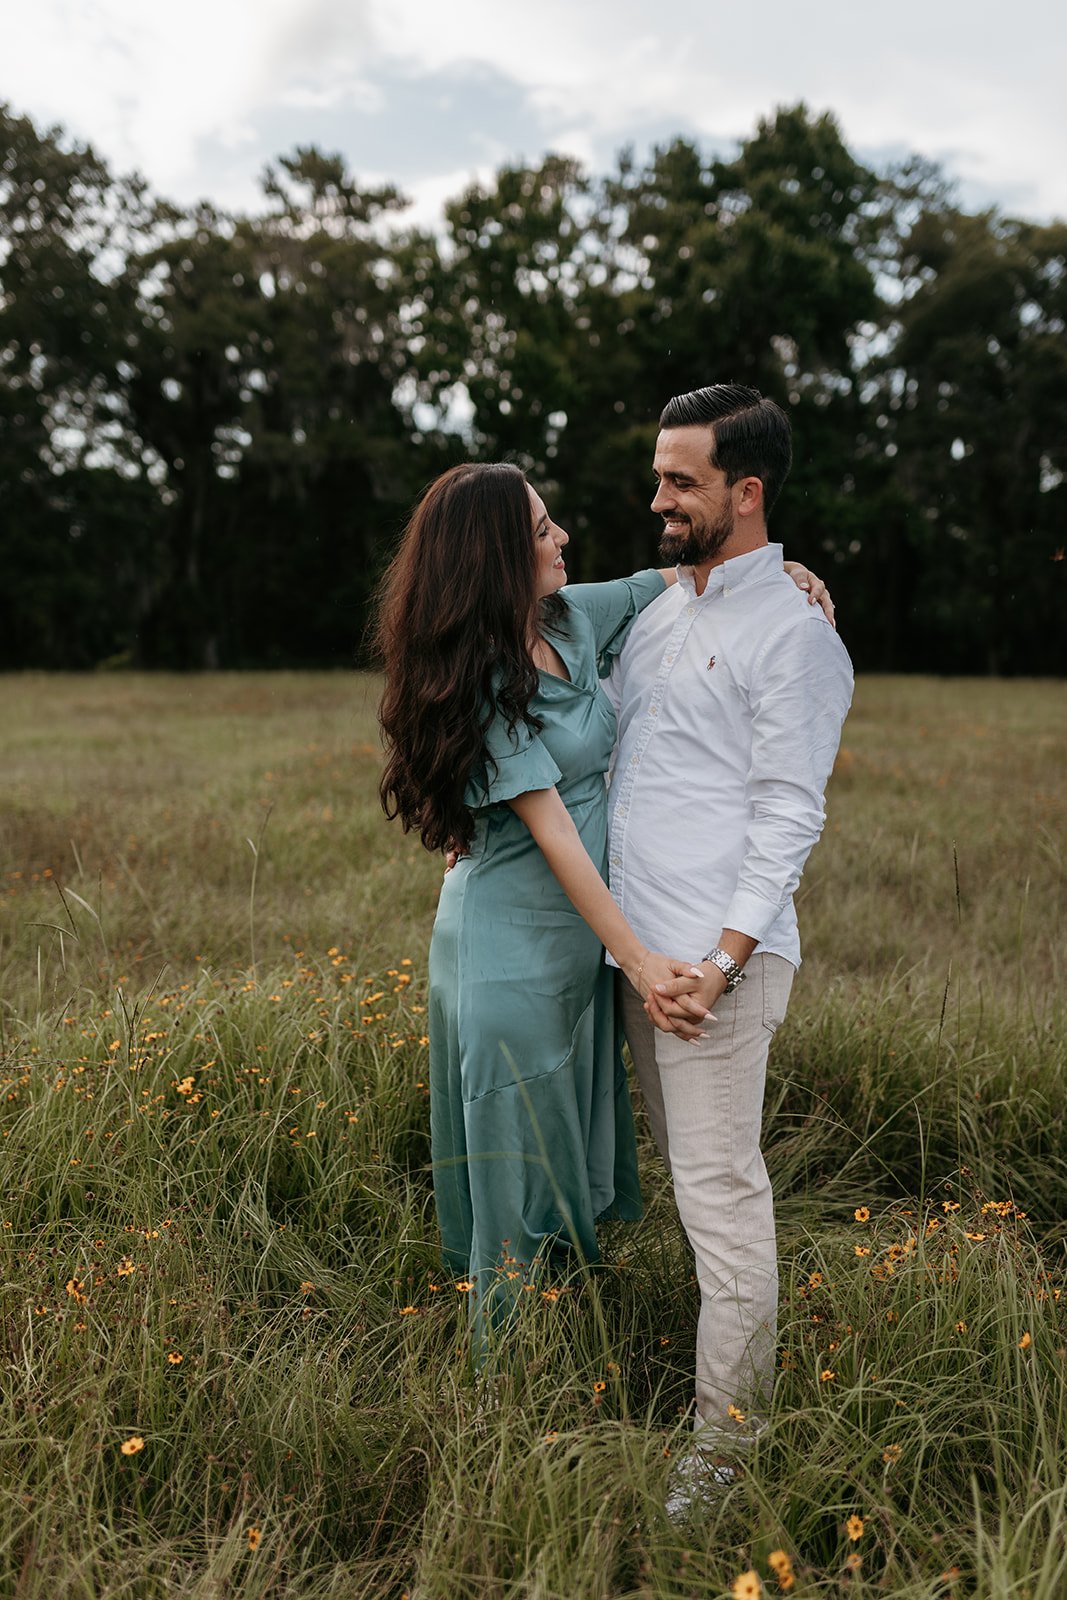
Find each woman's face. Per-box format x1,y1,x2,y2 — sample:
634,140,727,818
529,486,570,598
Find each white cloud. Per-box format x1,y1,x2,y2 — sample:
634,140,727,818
368,0,1067,216
3,0,1065,218
278,79,384,114
3,0,377,194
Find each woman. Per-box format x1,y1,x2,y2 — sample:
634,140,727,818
375,462,823,1347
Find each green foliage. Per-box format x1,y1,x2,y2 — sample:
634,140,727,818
1,101,1066,672
0,105,155,668
882,210,1067,672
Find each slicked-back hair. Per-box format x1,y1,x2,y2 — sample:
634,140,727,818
659,384,793,516
372,461,552,854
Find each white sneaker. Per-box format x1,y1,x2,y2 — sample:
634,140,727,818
664,1449,740,1523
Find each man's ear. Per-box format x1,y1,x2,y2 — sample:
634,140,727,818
734,476,764,519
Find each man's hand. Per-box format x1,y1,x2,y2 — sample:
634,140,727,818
645,959,727,1041
784,562,836,629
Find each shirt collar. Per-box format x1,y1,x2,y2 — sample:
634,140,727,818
677,542,785,600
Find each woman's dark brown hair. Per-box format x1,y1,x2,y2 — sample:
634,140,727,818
374,461,553,853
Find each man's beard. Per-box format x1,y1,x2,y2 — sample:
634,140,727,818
658,505,733,566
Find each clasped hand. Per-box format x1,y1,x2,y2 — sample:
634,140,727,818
640,956,727,1042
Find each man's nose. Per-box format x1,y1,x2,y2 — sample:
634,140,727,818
651,482,672,513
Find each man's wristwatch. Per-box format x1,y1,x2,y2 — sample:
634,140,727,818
700,948,747,992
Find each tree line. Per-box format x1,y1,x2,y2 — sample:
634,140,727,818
2,101,1065,674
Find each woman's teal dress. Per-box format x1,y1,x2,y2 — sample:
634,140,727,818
428,570,666,1341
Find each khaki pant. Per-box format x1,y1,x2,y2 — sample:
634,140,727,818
620,953,794,1447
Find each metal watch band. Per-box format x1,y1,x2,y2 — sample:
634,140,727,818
700,947,747,992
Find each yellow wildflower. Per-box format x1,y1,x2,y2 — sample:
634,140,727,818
846,1514,864,1540
732,1571,762,1600
120,1435,145,1455
854,1207,870,1223
768,1548,796,1591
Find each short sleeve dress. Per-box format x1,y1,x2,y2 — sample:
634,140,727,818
427,569,666,1342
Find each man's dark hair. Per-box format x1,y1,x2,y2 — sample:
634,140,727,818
659,384,793,516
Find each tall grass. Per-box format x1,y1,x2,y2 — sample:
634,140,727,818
1,672,1065,1597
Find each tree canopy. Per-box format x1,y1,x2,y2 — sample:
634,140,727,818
1,101,1064,673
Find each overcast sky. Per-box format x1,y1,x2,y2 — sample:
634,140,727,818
5,0,1066,226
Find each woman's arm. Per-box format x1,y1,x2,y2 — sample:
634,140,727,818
658,558,834,621
507,786,702,1006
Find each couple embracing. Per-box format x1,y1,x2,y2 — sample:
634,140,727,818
375,383,853,1496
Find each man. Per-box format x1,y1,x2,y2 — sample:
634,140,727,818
605,383,853,1504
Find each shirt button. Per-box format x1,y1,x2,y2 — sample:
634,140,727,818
650,706,658,716
630,756,639,766
686,606,695,616
611,855,621,866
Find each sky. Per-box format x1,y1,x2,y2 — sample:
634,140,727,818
4,0,1066,227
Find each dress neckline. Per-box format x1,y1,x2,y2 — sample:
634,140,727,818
531,635,571,683
534,593,599,695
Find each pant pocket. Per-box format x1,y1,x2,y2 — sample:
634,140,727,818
761,956,794,1035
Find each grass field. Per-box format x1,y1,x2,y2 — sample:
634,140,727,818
1,672,1065,1599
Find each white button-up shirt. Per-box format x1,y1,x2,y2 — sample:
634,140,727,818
605,543,853,968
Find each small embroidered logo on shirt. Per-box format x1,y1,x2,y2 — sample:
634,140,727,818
706,655,717,671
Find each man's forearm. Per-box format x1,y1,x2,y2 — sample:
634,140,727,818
709,929,758,968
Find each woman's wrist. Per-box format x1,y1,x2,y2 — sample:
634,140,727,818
620,945,650,992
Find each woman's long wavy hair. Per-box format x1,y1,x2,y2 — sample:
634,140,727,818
373,461,559,853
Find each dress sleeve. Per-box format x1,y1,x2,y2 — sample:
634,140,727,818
464,711,563,810
562,570,667,677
